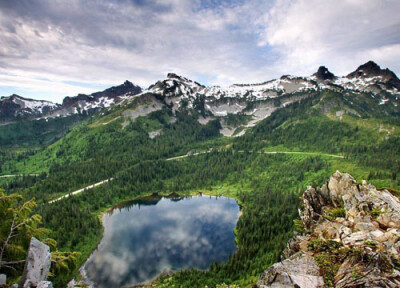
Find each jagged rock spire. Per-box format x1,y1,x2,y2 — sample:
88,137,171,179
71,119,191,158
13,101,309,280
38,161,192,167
313,66,335,81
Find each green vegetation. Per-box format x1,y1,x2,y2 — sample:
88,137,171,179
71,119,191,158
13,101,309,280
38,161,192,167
307,238,347,287
222,113,251,127
367,208,381,218
0,90,399,287
0,114,86,148
324,207,346,221
308,237,396,287
0,190,79,286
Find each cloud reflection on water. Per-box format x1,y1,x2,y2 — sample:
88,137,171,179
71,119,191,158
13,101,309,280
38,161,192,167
85,196,239,288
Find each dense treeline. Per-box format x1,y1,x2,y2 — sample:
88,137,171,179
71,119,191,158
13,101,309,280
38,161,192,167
0,114,86,147
164,189,298,287
3,109,224,201
234,93,400,185
37,151,322,287
1,90,399,286
4,94,400,200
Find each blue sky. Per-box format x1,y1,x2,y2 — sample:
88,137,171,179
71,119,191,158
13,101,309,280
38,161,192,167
1,0,400,103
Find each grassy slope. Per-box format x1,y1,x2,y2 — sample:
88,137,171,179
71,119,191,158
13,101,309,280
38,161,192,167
1,90,399,287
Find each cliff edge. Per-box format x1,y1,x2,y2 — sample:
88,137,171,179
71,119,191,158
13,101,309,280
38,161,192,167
257,171,400,288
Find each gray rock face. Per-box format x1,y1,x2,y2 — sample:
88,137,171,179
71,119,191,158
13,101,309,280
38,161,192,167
334,252,400,288
299,186,328,230
19,237,51,288
36,281,53,288
0,274,6,286
283,234,310,259
257,253,324,288
257,171,400,288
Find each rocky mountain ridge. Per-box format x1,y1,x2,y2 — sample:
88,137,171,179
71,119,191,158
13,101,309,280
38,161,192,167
0,81,142,122
141,60,400,104
257,171,400,288
117,61,400,136
1,61,399,131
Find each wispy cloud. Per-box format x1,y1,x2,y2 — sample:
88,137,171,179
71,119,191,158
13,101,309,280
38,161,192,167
0,0,399,102
257,0,400,76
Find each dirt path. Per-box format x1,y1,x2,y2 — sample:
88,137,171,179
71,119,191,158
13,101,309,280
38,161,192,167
166,150,344,161
0,174,39,178
254,151,344,158
48,178,114,204
165,151,210,161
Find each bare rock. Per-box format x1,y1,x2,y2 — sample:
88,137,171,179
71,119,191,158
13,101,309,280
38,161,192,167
36,282,53,288
258,172,400,288
354,221,376,233
0,274,6,286
66,279,76,288
327,171,355,207
19,237,51,288
299,186,327,230
283,234,310,258
257,253,324,288
334,252,400,288
342,231,368,245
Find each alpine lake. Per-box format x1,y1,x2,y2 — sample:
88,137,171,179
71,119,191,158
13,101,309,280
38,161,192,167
83,194,240,287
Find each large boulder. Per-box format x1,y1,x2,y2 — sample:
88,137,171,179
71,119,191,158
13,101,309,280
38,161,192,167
19,238,51,288
257,253,324,288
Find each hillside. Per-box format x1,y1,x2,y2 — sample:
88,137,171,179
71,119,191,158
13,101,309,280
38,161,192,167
0,61,399,287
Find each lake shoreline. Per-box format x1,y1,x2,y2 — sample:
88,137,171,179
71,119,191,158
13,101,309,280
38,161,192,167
77,192,242,288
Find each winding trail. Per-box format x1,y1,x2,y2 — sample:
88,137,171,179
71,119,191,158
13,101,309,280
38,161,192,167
0,174,39,178
48,178,114,204
166,150,344,161
48,150,344,203
253,151,344,158
165,151,210,161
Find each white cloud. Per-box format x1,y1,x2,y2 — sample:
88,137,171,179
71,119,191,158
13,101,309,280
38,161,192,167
0,0,399,102
257,0,400,76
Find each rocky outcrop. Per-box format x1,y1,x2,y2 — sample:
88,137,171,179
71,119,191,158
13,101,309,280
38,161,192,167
36,281,53,288
0,274,6,286
19,238,51,288
334,251,400,288
257,171,400,288
257,252,324,288
313,66,336,81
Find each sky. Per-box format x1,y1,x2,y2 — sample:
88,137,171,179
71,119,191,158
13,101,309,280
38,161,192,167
1,0,400,103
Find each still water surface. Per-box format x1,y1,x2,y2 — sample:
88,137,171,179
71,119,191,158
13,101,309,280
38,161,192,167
84,195,240,287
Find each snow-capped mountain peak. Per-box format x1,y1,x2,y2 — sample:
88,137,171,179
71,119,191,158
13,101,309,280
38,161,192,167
329,61,400,95
1,61,399,125
0,94,59,120
0,81,142,122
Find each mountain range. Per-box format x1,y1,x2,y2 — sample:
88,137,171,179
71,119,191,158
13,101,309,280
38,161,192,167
1,60,400,288
1,61,399,128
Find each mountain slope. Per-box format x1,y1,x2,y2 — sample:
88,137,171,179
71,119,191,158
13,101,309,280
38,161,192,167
1,61,399,287
0,81,142,122
2,61,399,127
0,94,58,121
